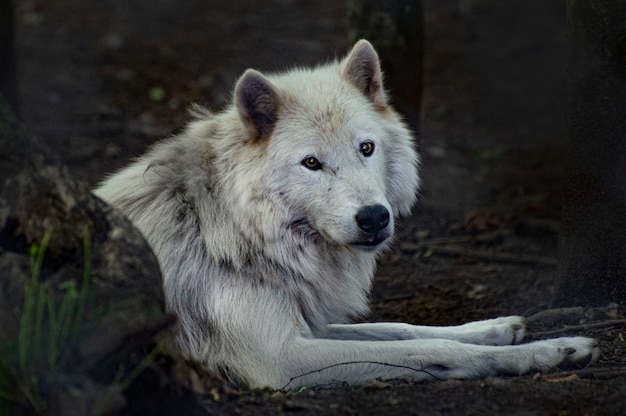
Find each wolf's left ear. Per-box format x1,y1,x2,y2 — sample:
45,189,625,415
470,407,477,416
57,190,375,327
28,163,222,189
235,69,282,140
342,40,387,108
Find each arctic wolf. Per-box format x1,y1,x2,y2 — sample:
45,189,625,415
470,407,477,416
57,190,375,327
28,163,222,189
95,40,598,390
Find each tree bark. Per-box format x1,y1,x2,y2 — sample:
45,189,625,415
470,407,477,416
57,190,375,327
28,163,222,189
0,0,18,113
555,0,626,306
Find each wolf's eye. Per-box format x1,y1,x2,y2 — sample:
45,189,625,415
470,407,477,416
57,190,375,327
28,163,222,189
360,141,375,157
302,156,322,171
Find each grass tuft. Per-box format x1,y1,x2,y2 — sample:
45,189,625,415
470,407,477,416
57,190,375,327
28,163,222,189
0,229,160,414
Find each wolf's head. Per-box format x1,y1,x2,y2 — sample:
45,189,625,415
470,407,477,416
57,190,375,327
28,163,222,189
232,40,420,252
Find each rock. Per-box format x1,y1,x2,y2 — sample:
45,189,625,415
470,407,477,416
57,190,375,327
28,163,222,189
0,98,197,414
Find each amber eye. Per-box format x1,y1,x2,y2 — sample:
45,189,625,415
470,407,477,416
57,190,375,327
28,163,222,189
360,141,375,157
302,156,322,171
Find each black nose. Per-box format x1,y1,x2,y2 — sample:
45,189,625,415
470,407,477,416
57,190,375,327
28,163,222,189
355,205,390,234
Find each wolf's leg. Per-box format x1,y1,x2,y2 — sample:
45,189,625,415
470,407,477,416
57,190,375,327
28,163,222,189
272,336,598,390
321,316,526,345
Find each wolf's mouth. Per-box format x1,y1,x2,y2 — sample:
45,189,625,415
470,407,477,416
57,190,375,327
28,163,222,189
349,232,390,251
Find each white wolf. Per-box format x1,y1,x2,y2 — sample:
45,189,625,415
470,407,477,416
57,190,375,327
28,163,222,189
95,40,598,390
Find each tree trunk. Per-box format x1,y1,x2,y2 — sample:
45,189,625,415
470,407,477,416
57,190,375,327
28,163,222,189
348,0,423,136
555,0,626,306
0,0,18,113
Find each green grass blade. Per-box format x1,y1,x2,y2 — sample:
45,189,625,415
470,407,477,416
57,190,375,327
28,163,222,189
47,294,58,374
21,230,52,374
52,285,77,370
117,342,162,391
18,279,35,376
72,228,91,344
33,284,47,367
30,231,52,284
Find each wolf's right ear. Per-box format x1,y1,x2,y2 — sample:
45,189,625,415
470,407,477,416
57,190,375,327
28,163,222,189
235,69,281,140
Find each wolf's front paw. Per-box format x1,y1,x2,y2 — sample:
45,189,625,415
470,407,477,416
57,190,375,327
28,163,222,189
458,316,526,346
526,337,599,373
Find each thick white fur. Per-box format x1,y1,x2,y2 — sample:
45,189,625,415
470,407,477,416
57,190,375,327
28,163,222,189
94,40,598,390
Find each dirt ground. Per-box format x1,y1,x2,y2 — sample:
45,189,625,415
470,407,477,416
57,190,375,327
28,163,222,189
14,0,626,414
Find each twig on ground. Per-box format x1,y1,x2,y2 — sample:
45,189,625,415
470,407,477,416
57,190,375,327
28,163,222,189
401,229,508,249
400,243,557,267
530,319,626,338
541,367,626,381
526,307,585,327
280,361,442,391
